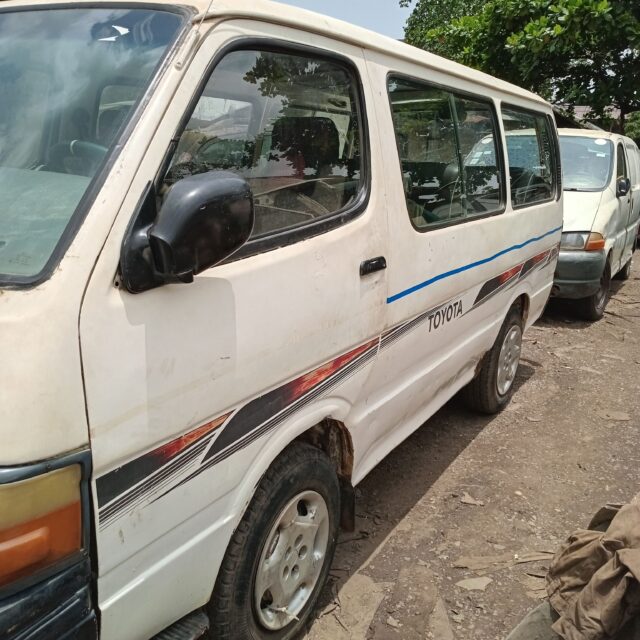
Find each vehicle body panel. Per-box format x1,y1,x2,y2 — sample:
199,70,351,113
353,51,561,479
562,191,603,233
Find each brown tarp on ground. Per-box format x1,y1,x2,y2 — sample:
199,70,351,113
547,496,640,639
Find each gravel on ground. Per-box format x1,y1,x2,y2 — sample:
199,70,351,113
306,260,640,640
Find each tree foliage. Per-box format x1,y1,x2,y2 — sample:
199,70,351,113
626,111,640,142
400,0,489,50
403,0,640,132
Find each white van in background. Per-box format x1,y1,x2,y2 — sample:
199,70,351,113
553,129,640,319
0,1,562,638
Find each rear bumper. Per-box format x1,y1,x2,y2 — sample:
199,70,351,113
552,249,606,299
0,557,97,640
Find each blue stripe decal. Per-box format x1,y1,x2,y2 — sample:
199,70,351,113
387,226,562,304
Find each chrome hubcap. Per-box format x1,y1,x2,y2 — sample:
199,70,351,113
497,325,522,396
254,491,329,631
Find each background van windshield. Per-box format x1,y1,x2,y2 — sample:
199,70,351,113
559,136,613,191
0,8,183,283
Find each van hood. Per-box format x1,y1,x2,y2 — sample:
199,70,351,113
562,190,603,232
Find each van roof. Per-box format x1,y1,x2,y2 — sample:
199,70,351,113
558,129,640,151
558,128,637,145
558,128,616,137
4,0,549,107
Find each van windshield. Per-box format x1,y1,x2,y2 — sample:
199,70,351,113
559,136,613,192
0,7,184,285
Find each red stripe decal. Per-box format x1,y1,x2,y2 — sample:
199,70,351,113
153,413,231,462
498,264,522,285
287,338,379,402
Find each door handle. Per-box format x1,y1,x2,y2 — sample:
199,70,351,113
360,256,387,276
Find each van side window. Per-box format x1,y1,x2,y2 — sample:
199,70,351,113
387,76,503,230
501,107,556,208
163,49,365,240
617,144,628,181
455,96,504,216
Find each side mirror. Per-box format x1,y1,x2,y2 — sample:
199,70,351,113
616,177,631,198
120,171,254,293
150,171,254,282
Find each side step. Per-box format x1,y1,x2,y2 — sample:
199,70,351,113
152,610,209,640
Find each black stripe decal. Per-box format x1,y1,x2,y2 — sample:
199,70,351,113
152,347,377,503
100,343,378,525
98,438,213,522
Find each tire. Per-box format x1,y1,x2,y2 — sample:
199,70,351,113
209,442,340,640
576,259,611,321
616,254,632,281
616,248,636,280
463,302,523,415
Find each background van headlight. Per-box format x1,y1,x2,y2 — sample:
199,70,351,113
560,232,589,250
560,232,605,251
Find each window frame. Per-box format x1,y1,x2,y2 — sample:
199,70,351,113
501,103,560,211
548,114,563,199
154,38,371,262
616,142,628,181
559,134,613,193
386,71,507,234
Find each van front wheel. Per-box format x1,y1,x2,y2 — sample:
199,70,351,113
463,304,523,415
209,442,340,640
616,255,632,281
577,259,611,321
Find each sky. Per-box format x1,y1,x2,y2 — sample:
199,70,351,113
278,0,412,40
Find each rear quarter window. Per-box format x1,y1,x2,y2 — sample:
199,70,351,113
501,106,557,208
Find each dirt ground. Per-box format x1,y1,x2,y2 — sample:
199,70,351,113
306,261,640,640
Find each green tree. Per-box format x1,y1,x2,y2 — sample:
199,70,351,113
400,0,489,51
403,0,640,133
626,111,640,141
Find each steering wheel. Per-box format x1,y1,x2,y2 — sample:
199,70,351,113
46,140,108,176
435,179,459,197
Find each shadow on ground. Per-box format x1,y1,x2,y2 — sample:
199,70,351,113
539,280,627,329
317,361,536,608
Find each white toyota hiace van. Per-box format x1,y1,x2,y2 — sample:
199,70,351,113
553,129,640,319
0,1,562,638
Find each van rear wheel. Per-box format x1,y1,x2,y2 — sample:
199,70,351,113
209,442,340,640
463,303,523,415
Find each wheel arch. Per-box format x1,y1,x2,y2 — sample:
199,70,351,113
504,287,531,328
516,292,530,325
294,418,356,532
226,400,358,539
